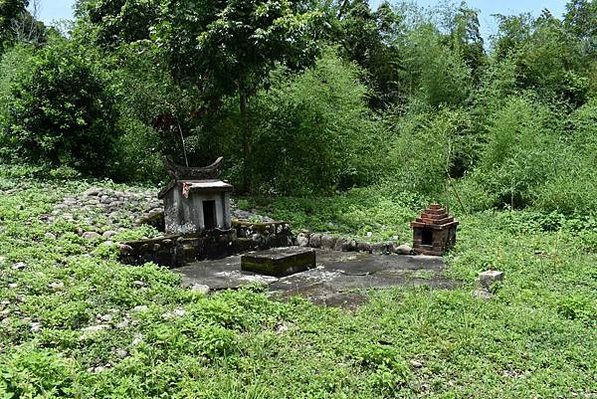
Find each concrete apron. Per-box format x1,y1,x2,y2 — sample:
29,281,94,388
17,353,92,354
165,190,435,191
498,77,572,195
174,248,458,309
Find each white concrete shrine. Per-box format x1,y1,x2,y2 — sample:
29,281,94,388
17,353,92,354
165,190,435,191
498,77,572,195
158,157,233,234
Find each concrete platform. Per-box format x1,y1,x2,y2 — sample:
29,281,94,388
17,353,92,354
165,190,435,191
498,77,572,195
174,248,457,308
241,247,316,277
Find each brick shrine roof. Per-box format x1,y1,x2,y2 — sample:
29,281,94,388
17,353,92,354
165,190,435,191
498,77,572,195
410,204,459,230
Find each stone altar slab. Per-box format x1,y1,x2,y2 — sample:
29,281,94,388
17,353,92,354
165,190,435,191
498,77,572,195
241,247,316,277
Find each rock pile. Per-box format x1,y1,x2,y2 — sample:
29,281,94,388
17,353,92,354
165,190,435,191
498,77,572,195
42,187,163,233
231,209,274,223
44,186,276,235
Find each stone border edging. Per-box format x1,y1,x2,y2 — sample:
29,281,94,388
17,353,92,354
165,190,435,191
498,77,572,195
294,232,414,255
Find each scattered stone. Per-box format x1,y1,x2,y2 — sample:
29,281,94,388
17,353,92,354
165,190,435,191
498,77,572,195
334,238,350,252
81,324,110,334
356,241,372,253
410,360,423,369
44,232,57,240
131,305,148,313
82,232,100,240
118,244,133,254
162,308,186,320
8,283,18,289
172,308,186,317
190,283,210,295
472,288,492,300
12,262,27,270
48,281,65,291
102,230,117,239
45,187,165,234
132,280,146,288
115,348,128,359
308,233,322,248
275,323,289,334
98,314,113,323
473,270,505,300
30,322,42,332
371,243,389,255
131,334,143,346
232,209,274,223
395,244,413,255
320,235,336,250
347,239,357,251
243,233,258,245
477,270,505,290
296,233,309,247
115,319,130,329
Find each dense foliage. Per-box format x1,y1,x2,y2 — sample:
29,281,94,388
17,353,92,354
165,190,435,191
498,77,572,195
0,0,595,214
0,0,27,46
0,38,117,174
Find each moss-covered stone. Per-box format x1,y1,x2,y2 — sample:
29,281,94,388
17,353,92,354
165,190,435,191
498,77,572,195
241,247,315,277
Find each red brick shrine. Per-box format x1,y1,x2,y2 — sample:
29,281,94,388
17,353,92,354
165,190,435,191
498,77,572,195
411,204,458,256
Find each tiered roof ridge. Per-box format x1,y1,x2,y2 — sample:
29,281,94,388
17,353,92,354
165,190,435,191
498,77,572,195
410,204,458,230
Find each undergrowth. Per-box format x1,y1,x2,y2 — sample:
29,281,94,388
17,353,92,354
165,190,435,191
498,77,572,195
0,171,595,398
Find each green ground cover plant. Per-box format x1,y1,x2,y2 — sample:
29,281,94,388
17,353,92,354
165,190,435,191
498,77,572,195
1,169,595,398
1,0,596,396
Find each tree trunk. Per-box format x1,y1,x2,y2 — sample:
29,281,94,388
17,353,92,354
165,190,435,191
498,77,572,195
239,87,251,193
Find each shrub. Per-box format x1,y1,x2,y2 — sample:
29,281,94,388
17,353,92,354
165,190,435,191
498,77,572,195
399,24,472,108
0,347,79,397
382,107,476,197
569,99,597,156
0,44,32,156
0,38,118,175
106,43,204,181
534,156,597,215
109,116,166,184
236,49,380,195
473,95,563,209
533,100,597,214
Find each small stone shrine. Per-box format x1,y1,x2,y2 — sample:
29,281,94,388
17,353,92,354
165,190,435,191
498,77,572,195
410,204,458,256
158,157,233,235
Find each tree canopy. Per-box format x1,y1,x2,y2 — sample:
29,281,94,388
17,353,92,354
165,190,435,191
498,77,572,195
0,0,595,207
